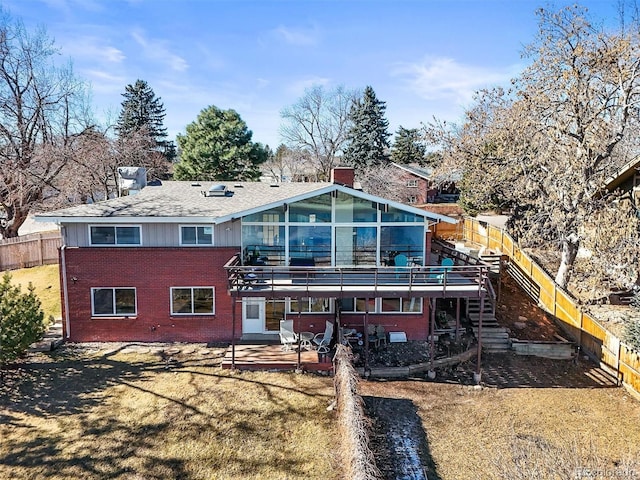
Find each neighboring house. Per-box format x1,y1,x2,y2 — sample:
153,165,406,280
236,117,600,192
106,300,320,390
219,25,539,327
603,158,640,203
391,163,461,205
37,167,490,344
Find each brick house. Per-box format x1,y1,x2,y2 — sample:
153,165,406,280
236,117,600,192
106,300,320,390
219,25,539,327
391,163,461,205
37,167,490,344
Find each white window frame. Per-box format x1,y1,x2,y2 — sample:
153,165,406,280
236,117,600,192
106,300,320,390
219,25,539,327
341,297,423,314
408,195,418,204
406,179,418,188
170,286,216,315
91,287,137,317
380,297,423,314
179,224,214,246
88,225,142,246
287,297,333,314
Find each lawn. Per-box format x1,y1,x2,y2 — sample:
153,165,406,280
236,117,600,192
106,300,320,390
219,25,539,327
361,355,640,480
5,264,61,322
0,346,339,480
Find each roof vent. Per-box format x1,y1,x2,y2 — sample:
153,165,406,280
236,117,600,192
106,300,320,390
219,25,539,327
202,184,234,197
270,183,280,188
234,184,244,188
191,182,201,187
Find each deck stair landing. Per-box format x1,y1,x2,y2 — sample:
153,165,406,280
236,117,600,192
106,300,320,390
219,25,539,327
467,297,511,353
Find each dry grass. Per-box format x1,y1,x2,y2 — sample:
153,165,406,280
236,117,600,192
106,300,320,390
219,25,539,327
5,264,61,322
0,346,338,480
361,369,640,480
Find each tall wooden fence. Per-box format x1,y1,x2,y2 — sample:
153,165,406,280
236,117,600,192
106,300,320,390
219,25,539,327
0,231,61,271
461,217,640,396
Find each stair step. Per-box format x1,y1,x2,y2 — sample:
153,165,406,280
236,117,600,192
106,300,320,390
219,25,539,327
473,326,508,333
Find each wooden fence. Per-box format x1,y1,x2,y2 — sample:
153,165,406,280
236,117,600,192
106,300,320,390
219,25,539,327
461,217,640,396
0,231,61,271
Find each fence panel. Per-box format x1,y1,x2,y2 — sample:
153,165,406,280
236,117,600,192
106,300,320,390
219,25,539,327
456,217,640,397
0,231,61,270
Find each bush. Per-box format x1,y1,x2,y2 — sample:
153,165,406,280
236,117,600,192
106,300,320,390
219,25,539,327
0,272,45,366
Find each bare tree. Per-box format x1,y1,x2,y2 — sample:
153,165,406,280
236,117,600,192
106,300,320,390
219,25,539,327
427,5,640,291
280,85,358,180
0,11,90,238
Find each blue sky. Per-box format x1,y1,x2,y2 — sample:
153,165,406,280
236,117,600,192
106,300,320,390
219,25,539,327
6,0,620,148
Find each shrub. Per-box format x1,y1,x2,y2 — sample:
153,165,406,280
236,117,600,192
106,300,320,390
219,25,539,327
0,272,45,366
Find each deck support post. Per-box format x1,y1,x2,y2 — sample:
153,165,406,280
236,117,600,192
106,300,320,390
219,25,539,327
364,298,370,376
297,300,302,371
429,298,436,375
476,293,485,383
231,296,237,370
455,298,461,342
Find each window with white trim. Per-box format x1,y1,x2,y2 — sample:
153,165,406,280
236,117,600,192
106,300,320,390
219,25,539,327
408,195,418,204
381,297,422,313
90,225,141,245
171,287,215,315
340,297,422,314
91,288,137,316
406,179,418,187
288,297,332,313
180,225,213,245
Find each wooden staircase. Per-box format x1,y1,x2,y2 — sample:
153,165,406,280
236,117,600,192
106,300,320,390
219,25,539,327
467,294,511,353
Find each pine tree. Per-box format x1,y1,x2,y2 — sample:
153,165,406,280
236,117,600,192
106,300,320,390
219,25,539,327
342,86,391,171
174,105,268,181
391,126,427,164
0,273,45,367
116,79,176,162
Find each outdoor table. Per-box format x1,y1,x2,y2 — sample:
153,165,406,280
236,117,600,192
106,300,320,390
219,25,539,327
299,331,314,350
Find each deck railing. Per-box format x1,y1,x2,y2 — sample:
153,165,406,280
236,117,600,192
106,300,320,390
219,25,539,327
224,254,490,298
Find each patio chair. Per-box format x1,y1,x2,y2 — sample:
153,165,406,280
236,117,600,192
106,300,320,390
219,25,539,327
394,254,408,279
313,320,334,354
279,319,298,352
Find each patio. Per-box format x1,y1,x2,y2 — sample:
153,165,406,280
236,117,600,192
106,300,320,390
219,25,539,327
221,344,333,372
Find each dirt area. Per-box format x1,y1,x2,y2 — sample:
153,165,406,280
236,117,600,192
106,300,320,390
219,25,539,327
494,272,564,341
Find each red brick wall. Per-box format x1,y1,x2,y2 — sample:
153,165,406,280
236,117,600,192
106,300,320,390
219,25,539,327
61,247,239,342
61,246,434,343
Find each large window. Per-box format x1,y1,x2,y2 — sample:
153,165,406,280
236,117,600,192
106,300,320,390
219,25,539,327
335,192,378,222
289,297,332,314
335,226,377,266
171,287,215,315
341,297,422,314
289,194,332,222
289,225,331,266
381,297,422,313
242,224,285,265
92,288,136,316
380,226,424,266
90,225,141,245
180,225,213,245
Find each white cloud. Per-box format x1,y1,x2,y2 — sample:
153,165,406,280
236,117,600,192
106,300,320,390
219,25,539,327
286,76,331,96
272,25,319,46
131,29,189,72
64,39,125,64
83,69,127,93
393,57,519,103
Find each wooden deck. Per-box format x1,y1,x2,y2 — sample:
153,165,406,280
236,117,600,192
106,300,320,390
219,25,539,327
221,344,333,372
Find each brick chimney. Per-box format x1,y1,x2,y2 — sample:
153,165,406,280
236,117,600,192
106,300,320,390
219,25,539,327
331,167,355,187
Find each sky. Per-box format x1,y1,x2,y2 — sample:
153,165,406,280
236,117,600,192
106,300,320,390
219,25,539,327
4,0,623,149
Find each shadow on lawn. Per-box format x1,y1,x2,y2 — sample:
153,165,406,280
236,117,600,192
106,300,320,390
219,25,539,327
364,396,441,480
0,345,334,479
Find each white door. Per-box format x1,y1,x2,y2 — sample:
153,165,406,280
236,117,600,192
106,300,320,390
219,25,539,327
242,298,265,334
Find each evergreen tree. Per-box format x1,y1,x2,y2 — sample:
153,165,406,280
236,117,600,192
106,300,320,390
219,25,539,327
342,86,391,171
0,273,45,367
116,79,176,162
391,126,427,164
174,105,268,181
